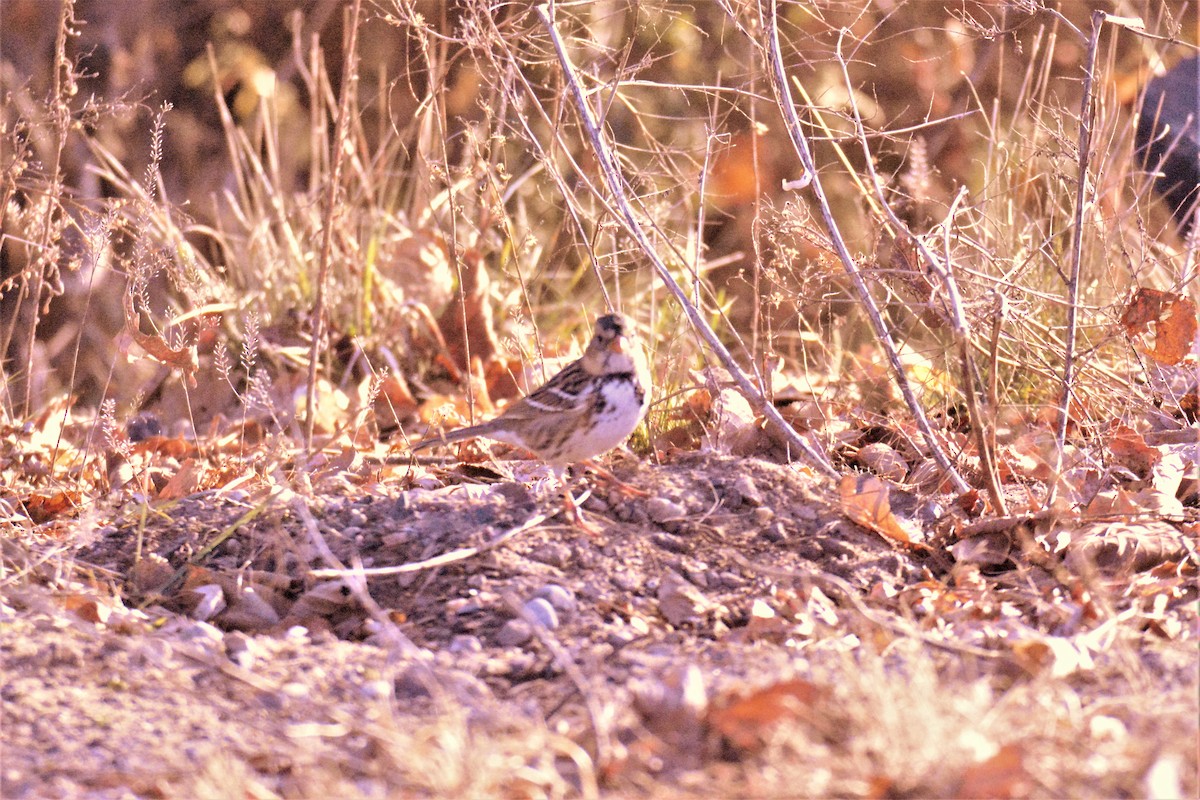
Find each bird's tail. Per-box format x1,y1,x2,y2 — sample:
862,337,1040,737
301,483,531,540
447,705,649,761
409,419,501,453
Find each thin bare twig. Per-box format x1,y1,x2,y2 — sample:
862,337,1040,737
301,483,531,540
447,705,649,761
757,0,970,493
291,493,423,658
535,3,838,479
1049,10,1105,506
307,491,585,579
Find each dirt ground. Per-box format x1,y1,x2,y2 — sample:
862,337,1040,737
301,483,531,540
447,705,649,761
2,449,1196,799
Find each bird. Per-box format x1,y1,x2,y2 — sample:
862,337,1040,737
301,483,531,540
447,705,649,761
411,313,652,529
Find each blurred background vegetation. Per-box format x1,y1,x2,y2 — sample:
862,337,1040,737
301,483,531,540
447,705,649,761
1,0,1196,448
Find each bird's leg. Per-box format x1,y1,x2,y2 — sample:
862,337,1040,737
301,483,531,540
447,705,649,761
580,459,651,498
554,466,604,536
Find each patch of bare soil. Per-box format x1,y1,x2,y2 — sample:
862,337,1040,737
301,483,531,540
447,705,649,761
2,451,1197,798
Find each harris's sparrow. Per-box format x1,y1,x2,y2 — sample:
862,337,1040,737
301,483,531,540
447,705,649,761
412,314,651,525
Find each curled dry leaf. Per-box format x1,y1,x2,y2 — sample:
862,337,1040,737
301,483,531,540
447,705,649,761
855,442,909,482
837,474,919,545
1107,424,1161,479
377,225,455,312
157,458,204,500
122,288,199,386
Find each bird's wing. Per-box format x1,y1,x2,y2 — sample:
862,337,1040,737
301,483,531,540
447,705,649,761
505,360,595,417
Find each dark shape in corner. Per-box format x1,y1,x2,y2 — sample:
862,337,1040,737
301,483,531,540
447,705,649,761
1136,56,1200,232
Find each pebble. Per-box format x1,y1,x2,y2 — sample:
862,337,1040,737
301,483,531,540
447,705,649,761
752,507,775,526
610,571,641,593
448,634,483,654
523,597,560,630
646,497,686,525
281,682,310,698
535,585,577,618
361,680,392,700
651,533,690,553
607,627,640,648
496,619,533,647
174,621,224,648
794,538,824,560
682,565,710,588
732,475,763,506
528,542,572,569
760,522,788,543
223,632,257,670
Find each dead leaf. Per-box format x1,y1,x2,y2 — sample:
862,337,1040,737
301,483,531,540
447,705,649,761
1119,288,1198,366
158,458,204,500
855,442,909,482
838,474,918,544
955,743,1030,799
437,248,499,374
1108,425,1161,478
59,594,112,624
949,531,1014,567
1064,520,1187,575
23,490,80,523
122,287,199,385
706,679,824,753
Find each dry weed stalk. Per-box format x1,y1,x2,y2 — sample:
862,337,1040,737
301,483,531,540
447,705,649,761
535,3,838,478
305,0,363,449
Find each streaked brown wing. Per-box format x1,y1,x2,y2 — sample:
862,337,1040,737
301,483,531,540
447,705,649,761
503,359,594,417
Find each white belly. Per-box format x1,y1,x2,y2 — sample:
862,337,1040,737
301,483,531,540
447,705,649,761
553,376,647,462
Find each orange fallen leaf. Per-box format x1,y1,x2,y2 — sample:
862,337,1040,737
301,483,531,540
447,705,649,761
838,474,917,544
1119,288,1198,366
955,743,1030,799
706,679,824,753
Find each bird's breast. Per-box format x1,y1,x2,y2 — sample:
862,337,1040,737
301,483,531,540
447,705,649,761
551,372,647,462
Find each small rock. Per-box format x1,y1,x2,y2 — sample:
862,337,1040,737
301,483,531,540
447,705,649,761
523,597,559,630
174,621,224,649
646,497,686,525
682,565,710,588
651,533,690,553
281,682,310,699
448,634,483,654
496,619,533,647
610,571,641,593
190,584,226,622
752,507,775,526
607,627,640,648
528,542,572,569
361,680,392,700
716,571,746,589
732,475,763,506
535,585,577,617
223,632,257,670
760,522,787,543
582,494,610,513
795,538,824,560
657,572,714,626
